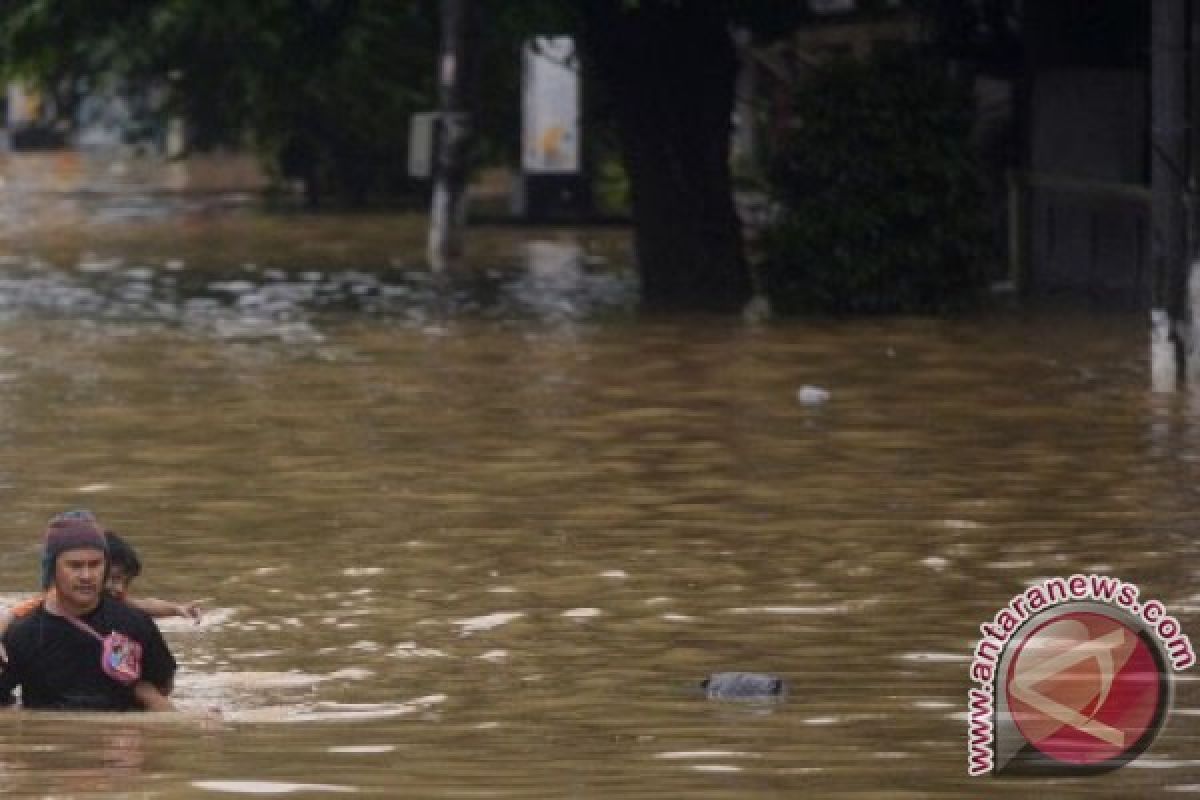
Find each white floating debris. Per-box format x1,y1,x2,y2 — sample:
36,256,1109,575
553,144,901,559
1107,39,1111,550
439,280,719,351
388,642,448,659
600,570,628,579
185,670,324,690
726,605,851,615
655,751,759,760
1127,758,1200,769
192,780,356,794
803,716,840,726
912,699,955,710
342,567,385,577
562,608,602,619
661,613,696,622
938,519,982,530
328,745,395,754
478,649,509,662
796,385,831,406
896,652,971,663
76,483,113,493
452,612,525,635
921,556,949,570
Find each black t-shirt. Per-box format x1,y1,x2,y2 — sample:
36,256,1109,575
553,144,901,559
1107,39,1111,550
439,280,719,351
0,596,177,711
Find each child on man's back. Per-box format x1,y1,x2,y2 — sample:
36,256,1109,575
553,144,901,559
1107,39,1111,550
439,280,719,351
3,530,201,624
99,530,201,622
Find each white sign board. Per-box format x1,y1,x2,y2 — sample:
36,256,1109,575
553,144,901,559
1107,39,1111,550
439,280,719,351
522,37,580,174
408,111,438,178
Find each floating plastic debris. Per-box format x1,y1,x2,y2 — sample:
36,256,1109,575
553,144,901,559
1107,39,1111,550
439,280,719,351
702,672,787,701
796,385,831,405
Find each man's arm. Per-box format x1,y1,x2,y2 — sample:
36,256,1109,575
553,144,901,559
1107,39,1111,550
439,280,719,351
135,616,178,696
0,628,23,707
133,680,175,711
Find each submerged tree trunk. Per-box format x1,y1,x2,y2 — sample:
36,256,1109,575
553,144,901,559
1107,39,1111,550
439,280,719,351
428,0,478,272
581,1,752,312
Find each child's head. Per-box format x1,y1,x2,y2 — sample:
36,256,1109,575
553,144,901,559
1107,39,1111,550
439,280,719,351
103,530,142,601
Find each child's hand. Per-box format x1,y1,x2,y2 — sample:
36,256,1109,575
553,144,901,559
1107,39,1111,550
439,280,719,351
176,602,203,623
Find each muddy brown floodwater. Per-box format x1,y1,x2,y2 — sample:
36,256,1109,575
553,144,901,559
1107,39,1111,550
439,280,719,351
0,198,1195,797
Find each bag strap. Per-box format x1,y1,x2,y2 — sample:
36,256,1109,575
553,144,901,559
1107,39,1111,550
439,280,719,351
62,614,105,643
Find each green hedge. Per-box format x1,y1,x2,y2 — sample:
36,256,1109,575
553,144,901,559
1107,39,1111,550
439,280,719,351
761,47,990,314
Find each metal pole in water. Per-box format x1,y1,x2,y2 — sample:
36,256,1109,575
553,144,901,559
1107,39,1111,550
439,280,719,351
428,0,477,272
1150,0,1188,391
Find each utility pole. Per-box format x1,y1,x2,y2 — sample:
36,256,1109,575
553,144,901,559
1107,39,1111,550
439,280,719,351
1150,0,1189,390
428,0,478,272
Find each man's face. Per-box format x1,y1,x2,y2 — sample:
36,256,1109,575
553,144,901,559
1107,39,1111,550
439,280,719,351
54,547,106,612
105,564,131,600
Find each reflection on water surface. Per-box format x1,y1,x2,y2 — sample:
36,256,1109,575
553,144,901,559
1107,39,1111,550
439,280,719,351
0,207,1196,796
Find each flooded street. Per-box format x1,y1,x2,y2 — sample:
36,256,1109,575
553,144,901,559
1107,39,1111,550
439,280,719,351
0,202,1197,797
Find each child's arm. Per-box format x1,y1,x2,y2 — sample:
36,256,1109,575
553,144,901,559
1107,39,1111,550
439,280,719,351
134,680,175,711
127,596,202,623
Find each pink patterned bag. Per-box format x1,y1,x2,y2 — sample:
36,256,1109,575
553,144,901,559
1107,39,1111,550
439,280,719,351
64,615,143,686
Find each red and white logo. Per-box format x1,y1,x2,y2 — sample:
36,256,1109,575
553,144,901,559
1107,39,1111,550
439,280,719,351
969,577,1192,776
1005,610,1165,768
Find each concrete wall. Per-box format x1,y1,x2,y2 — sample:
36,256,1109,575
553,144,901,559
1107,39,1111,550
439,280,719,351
0,151,269,194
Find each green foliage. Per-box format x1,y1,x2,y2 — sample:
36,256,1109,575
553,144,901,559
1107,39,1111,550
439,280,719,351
761,47,991,315
235,0,439,205
0,0,440,204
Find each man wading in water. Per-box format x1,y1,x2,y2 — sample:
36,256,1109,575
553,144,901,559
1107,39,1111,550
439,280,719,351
0,512,177,711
